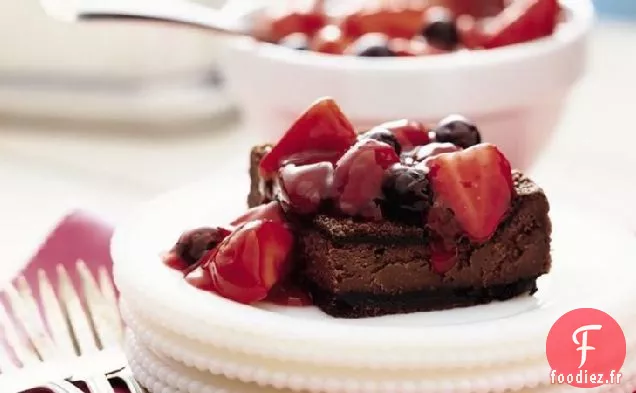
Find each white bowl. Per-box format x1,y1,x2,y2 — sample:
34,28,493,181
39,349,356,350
218,0,594,170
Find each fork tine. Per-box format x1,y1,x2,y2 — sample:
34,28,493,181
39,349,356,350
14,276,60,360
0,321,17,373
97,266,123,340
39,269,76,358
1,285,40,367
77,262,118,349
56,264,97,355
58,264,116,393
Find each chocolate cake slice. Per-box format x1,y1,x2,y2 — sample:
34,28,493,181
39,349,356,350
249,145,552,318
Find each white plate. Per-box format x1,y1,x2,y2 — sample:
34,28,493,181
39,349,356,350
124,328,636,393
112,179,636,369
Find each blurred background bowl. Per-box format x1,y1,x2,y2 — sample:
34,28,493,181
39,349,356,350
0,0,234,125
218,0,594,171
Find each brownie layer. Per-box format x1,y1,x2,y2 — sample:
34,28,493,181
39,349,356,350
299,172,551,294
305,277,539,318
248,145,552,318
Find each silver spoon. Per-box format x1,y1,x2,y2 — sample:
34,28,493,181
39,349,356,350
39,0,262,35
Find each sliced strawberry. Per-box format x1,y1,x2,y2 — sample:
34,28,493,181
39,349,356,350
230,201,285,227
482,0,559,49
205,220,294,304
427,144,513,242
259,98,357,178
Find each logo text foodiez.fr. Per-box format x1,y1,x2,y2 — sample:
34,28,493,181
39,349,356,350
546,308,626,388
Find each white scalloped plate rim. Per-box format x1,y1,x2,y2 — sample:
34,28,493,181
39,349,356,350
111,179,636,353
125,329,636,393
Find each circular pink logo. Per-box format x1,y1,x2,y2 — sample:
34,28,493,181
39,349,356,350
546,308,626,388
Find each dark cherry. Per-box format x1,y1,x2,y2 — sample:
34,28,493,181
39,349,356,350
279,32,310,50
277,162,334,214
172,227,231,266
380,164,432,225
432,114,481,148
359,127,402,155
333,139,400,219
421,7,460,51
347,33,396,57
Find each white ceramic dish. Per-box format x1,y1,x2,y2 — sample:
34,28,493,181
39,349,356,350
218,0,595,170
112,178,636,393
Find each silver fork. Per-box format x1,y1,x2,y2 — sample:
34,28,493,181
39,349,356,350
3,262,142,393
0,280,84,393
68,261,143,393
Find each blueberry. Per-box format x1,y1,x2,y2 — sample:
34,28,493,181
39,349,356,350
279,32,310,51
433,114,481,148
349,33,396,57
421,7,459,51
359,127,402,155
380,164,432,225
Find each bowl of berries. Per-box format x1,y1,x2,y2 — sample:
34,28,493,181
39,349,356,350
218,0,594,170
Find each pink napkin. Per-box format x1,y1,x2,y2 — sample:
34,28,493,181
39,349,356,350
0,209,130,393
18,210,115,293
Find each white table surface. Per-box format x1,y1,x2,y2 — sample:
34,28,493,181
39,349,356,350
1,21,635,281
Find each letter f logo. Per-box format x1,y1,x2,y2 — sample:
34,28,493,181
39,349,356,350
573,324,602,368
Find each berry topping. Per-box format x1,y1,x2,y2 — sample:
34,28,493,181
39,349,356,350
170,227,232,266
230,201,285,227
359,127,402,155
430,243,457,274
281,150,343,167
204,220,294,304
482,0,559,49
376,119,431,151
340,8,424,39
347,33,396,57
412,142,461,164
333,139,400,218
427,144,513,242
185,266,214,291
259,97,357,178
279,32,310,50
310,25,350,54
432,114,481,148
277,162,334,214
253,11,327,43
380,164,432,225
421,7,460,51
388,38,427,56
457,15,487,49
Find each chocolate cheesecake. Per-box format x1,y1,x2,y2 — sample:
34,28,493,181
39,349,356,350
248,145,551,318
164,97,552,319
